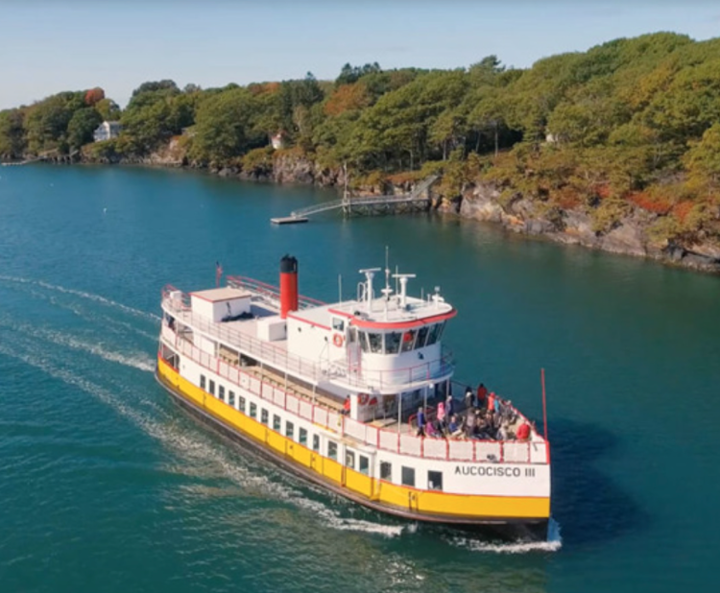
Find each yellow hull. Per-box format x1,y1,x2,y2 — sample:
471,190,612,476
157,357,550,526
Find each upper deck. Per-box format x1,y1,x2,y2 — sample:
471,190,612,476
161,275,454,394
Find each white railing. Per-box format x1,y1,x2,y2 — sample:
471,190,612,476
162,323,548,465
162,291,453,390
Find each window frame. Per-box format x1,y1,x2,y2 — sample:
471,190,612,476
401,466,415,487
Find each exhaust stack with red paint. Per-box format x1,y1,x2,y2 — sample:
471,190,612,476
280,255,298,319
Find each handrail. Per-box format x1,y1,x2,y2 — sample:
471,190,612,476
161,326,547,465
161,294,453,389
290,175,438,218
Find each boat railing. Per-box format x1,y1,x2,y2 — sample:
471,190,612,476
162,327,548,465
226,275,326,311
161,292,453,389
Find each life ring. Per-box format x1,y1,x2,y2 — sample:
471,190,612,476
333,334,344,347
358,393,369,405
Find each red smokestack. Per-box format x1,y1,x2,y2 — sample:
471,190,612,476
280,255,298,319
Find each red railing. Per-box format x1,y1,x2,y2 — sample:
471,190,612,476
161,323,548,465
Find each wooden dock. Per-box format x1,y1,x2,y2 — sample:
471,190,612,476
270,175,439,223
271,216,309,225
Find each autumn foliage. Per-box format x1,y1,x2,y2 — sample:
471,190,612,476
84,87,105,106
324,83,371,116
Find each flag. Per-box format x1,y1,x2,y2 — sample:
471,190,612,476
216,261,223,287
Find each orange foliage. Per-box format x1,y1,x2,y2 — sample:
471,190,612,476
553,187,581,209
324,83,371,116
84,87,105,106
249,82,280,95
386,171,422,186
627,191,672,214
672,200,693,223
593,184,611,199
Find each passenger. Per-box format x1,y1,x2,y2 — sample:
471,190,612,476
516,422,531,441
476,383,488,408
341,396,351,415
436,401,446,427
448,414,460,435
445,395,455,418
464,388,473,412
416,407,426,437
486,391,496,415
425,420,437,437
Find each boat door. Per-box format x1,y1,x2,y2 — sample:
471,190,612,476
347,327,361,376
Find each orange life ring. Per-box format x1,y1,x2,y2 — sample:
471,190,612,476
358,393,369,405
333,334,344,347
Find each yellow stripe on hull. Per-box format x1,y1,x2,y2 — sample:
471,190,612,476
157,358,550,523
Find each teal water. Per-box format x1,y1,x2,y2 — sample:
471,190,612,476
1,165,718,592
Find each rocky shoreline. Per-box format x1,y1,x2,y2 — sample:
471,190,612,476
6,150,720,274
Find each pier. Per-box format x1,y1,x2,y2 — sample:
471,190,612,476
271,174,439,224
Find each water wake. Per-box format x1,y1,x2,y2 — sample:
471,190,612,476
448,518,562,553
0,274,160,321
0,318,154,372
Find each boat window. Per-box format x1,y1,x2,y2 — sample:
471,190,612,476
261,408,269,425
359,455,369,475
273,414,281,431
385,332,401,354
209,380,215,396
368,333,383,353
249,403,257,418
401,466,415,487
219,385,225,402
436,321,446,341
299,428,308,446
380,461,392,481
286,421,294,440
416,325,429,348
346,450,355,469
401,330,417,352
239,396,246,413
229,391,235,407
200,375,206,390
312,434,320,452
332,317,345,332
359,331,369,353
328,441,338,460
428,470,443,491
425,324,440,346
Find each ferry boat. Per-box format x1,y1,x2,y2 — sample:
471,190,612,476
155,256,551,539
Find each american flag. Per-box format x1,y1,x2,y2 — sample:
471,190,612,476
215,261,223,287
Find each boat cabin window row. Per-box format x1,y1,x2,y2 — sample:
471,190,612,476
197,372,442,490
357,322,445,354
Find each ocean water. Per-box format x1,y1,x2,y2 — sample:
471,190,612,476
0,164,718,592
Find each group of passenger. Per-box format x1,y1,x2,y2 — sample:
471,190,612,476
414,383,531,442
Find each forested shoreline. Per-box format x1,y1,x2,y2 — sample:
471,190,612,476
2,32,720,271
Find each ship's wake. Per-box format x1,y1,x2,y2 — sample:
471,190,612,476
0,275,556,548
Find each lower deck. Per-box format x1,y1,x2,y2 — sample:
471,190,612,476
156,355,551,524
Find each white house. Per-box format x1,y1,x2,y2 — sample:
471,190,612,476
270,131,287,150
93,121,122,142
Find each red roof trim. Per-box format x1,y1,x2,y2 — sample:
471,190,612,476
348,309,457,330
328,308,353,319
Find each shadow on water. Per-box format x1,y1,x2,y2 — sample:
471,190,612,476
549,417,650,547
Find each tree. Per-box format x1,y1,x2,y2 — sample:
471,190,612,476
0,109,26,158
84,87,105,106
67,107,102,149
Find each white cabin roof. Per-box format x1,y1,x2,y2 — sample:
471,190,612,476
191,287,251,302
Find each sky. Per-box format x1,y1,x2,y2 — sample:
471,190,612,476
1,1,719,110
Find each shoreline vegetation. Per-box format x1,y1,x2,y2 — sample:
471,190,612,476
2,32,720,273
